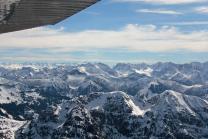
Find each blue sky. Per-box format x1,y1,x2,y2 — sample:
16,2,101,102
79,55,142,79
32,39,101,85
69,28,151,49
57,0,208,31
0,0,208,64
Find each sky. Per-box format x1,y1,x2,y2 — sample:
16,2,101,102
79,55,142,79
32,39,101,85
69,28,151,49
0,0,208,64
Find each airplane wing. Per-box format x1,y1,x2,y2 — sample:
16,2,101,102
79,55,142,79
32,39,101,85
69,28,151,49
0,0,99,34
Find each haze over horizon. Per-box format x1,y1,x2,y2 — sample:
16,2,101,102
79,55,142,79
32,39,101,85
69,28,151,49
0,0,208,64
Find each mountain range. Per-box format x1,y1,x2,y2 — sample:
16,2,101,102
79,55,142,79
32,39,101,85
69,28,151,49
0,62,208,139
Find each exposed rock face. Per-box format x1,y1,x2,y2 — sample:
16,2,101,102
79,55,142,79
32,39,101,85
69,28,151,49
0,62,208,139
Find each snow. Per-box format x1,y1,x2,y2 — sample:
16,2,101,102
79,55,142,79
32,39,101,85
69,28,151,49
78,66,89,75
95,65,100,69
54,106,62,116
134,67,153,77
0,64,23,70
0,64,41,71
0,62,207,138
25,92,44,100
124,98,144,116
0,86,22,104
0,77,10,84
0,117,26,139
166,91,196,115
184,95,208,111
86,93,108,110
119,72,129,77
183,84,203,89
138,81,160,100
87,91,145,116
0,108,7,114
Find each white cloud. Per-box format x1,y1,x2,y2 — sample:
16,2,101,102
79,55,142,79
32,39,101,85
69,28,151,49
136,9,182,15
195,6,208,13
166,21,208,25
113,0,207,4
0,24,208,54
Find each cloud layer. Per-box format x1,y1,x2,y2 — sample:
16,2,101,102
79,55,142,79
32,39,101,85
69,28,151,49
137,9,182,15
195,6,208,13
165,21,208,26
0,24,208,53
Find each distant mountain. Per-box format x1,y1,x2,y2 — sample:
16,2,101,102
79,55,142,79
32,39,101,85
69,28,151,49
0,62,207,139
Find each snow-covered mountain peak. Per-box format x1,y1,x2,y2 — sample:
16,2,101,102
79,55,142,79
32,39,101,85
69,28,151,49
86,91,145,116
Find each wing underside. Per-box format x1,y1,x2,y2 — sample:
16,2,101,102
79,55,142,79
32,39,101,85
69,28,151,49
0,0,99,34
